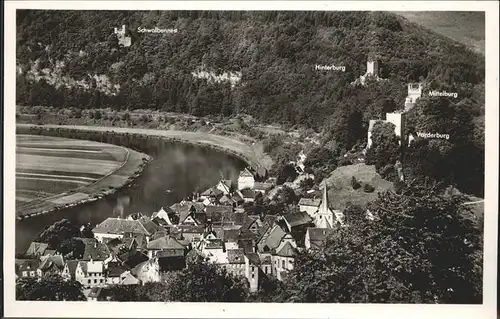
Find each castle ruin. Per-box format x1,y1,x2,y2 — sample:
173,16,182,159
113,25,131,47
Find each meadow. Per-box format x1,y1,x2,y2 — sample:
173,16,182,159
15,134,146,217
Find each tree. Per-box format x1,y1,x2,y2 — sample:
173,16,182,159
365,121,400,171
57,238,85,259
35,219,81,249
281,181,482,303
168,256,249,302
16,274,86,301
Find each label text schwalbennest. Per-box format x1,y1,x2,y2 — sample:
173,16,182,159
137,27,178,34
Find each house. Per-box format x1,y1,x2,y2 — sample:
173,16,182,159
200,187,224,205
238,168,255,190
76,237,112,262
304,227,335,250
43,249,56,257
257,224,287,253
92,217,155,245
61,260,79,281
131,258,160,284
106,262,132,285
224,248,246,277
239,189,258,203
205,205,234,225
37,255,65,277
216,179,233,195
244,252,261,292
151,207,175,226
106,237,138,260
119,272,140,285
25,242,48,258
280,211,314,233
17,259,40,278
171,225,205,243
219,192,244,207
298,197,322,217
146,236,185,259
171,201,206,226
199,239,227,264
271,234,298,281
253,182,274,194
258,254,273,276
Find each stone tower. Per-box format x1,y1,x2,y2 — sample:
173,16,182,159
405,83,423,110
385,112,406,144
366,60,379,76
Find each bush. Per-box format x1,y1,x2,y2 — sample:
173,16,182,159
338,158,352,166
363,183,375,193
351,176,361,190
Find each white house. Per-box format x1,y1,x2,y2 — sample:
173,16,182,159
238,168,255,190
271,235,298,281
298,197,322,218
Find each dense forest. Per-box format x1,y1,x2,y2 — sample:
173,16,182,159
16,10,485,196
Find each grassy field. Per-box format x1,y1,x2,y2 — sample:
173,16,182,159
324,163,394,211
16,134,147,217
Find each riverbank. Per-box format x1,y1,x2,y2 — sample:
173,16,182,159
17,123,272,170
16,134,150,220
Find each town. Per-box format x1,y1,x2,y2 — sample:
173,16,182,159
14,59,446,301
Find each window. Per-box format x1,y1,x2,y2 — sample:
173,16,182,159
251,266,255,271
22,271,27,277
282,260,285,268
94,279,97,284
252,273,255,279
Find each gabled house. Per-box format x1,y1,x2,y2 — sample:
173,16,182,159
254,182,274,194
238,168,255,190
105,262,132,285
17,259,40,278
280,211,314,233
239,189,258,203
37,255,65,277
244,252,261,292
200,187,224,205
131,258,160,284
61,260,79,281
92,217,155,245
216,179,233,195
76,237,112,263
205,205,234,226
298,197,322,217
151,207,175,226
146,236,185,259
271,234,298,281
25,242,49,258
304,227,335,250
257,224,287,253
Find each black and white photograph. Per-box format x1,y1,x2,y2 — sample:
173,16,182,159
3,1,499,318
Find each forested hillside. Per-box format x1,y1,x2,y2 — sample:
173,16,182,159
16,10,485,196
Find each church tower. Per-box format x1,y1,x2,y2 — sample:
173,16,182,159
315,183,334,229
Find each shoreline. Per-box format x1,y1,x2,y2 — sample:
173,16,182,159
15,123,265,221
15,133,151,221
16,123,269,170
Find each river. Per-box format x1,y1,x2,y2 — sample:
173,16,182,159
15,134,245,253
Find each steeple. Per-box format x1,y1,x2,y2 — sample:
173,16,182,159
319,181,329,214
